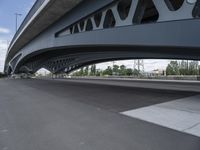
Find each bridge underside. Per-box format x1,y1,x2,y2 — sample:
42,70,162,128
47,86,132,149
5,0,200,75
13,43,200,74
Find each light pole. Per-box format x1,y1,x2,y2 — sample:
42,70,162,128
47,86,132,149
15,13,22,32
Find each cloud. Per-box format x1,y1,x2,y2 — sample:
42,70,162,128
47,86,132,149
0,40,8,72
0,40,8,49
0,27,10,34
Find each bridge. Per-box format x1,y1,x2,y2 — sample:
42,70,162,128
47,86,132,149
4,0,200,74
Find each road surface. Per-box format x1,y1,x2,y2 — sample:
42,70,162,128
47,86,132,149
0,78,199,150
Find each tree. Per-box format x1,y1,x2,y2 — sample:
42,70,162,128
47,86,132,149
95,69,102,76
179,60,187,75
90,65,96,76
166,61,180,75
119,65,126,75
133,69,140,76
113,65,119,75
103,66,112,76
80,68,84,76
166,60,199,76
126,68,133,76
84,66,89,76
188,61,198,75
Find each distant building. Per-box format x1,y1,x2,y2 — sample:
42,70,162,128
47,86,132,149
147,69,166,77
151,69,166,76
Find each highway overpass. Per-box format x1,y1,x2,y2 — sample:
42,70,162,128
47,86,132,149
4,0,200,74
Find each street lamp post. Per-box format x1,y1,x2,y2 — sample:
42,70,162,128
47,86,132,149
15,13,22,32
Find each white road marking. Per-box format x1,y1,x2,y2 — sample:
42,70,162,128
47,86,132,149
121,95,200,137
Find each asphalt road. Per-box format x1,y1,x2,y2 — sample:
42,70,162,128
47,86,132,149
0,78,199,150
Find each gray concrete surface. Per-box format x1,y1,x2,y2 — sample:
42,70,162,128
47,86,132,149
0,78,199,150
55,77,200,92
122,95,200,137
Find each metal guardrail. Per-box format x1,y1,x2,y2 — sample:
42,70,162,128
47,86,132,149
67,75,200,81
8,0,45,51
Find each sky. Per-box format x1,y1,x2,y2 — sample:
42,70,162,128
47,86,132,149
96,60,169,72
0,0,36,71
0,0,169,73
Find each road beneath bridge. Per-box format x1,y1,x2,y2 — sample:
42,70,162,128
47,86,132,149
0,78,200,150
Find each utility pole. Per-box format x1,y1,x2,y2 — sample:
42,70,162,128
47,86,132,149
15,13,22,32
112,61,115,68
134,59,144,73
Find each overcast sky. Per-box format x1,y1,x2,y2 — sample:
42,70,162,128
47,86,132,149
0,0,169,73
96,60,169,72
